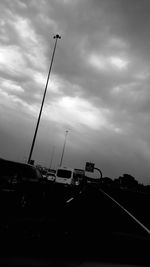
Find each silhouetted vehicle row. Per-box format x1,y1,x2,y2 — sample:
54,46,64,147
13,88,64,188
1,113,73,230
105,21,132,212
0,159,86,211
0,158,86,187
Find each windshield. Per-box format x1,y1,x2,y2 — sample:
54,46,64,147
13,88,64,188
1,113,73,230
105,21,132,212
57,169,72,178
47,173,55,176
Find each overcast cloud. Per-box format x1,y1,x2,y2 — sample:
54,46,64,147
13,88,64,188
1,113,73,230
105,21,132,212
1,0,150,183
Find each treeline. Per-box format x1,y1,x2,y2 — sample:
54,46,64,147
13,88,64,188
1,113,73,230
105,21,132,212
98,174,150,194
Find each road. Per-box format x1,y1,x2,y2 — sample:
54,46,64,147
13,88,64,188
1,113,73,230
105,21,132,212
0,182,150,265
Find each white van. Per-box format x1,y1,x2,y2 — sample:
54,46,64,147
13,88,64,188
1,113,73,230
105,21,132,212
55,167,74,186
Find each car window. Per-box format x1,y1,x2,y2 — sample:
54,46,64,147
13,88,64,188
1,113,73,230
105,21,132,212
57,169,72,178
47,172,55,176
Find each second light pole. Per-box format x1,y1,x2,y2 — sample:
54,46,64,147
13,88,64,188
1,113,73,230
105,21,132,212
59,130,69,167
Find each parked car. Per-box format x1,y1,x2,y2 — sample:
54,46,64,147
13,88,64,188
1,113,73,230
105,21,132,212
46,171,56,182
0,158,43,208
40,169,48,180
0,158,42,186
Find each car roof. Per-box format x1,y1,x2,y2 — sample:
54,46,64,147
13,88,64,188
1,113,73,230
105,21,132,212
57,167,74,171
0,158,35,168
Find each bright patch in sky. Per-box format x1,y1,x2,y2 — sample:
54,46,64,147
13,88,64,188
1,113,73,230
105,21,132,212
0,45,26,75
13,17,37,44
109,56,128,70
88,54,107,71
33,72,63,94
0,78,24,93
44,96,108,130
88,53,129,72
10,15,46,70
0,88,32,113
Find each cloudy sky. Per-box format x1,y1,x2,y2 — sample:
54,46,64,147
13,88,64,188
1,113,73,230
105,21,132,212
1,0,150,183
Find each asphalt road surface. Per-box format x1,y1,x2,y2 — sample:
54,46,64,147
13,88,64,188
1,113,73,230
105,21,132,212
0,183,150,266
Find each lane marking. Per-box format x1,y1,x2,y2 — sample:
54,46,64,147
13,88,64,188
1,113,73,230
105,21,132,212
99,188,150,235
66,197,74,203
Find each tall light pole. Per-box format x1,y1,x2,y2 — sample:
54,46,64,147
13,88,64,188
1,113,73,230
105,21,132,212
59,130,69,167
28,34,61,164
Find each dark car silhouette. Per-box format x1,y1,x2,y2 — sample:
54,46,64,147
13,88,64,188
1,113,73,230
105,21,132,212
0,158,43,208
0,158,42,186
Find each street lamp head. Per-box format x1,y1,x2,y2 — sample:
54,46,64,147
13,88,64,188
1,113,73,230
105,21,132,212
54,34,61,39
